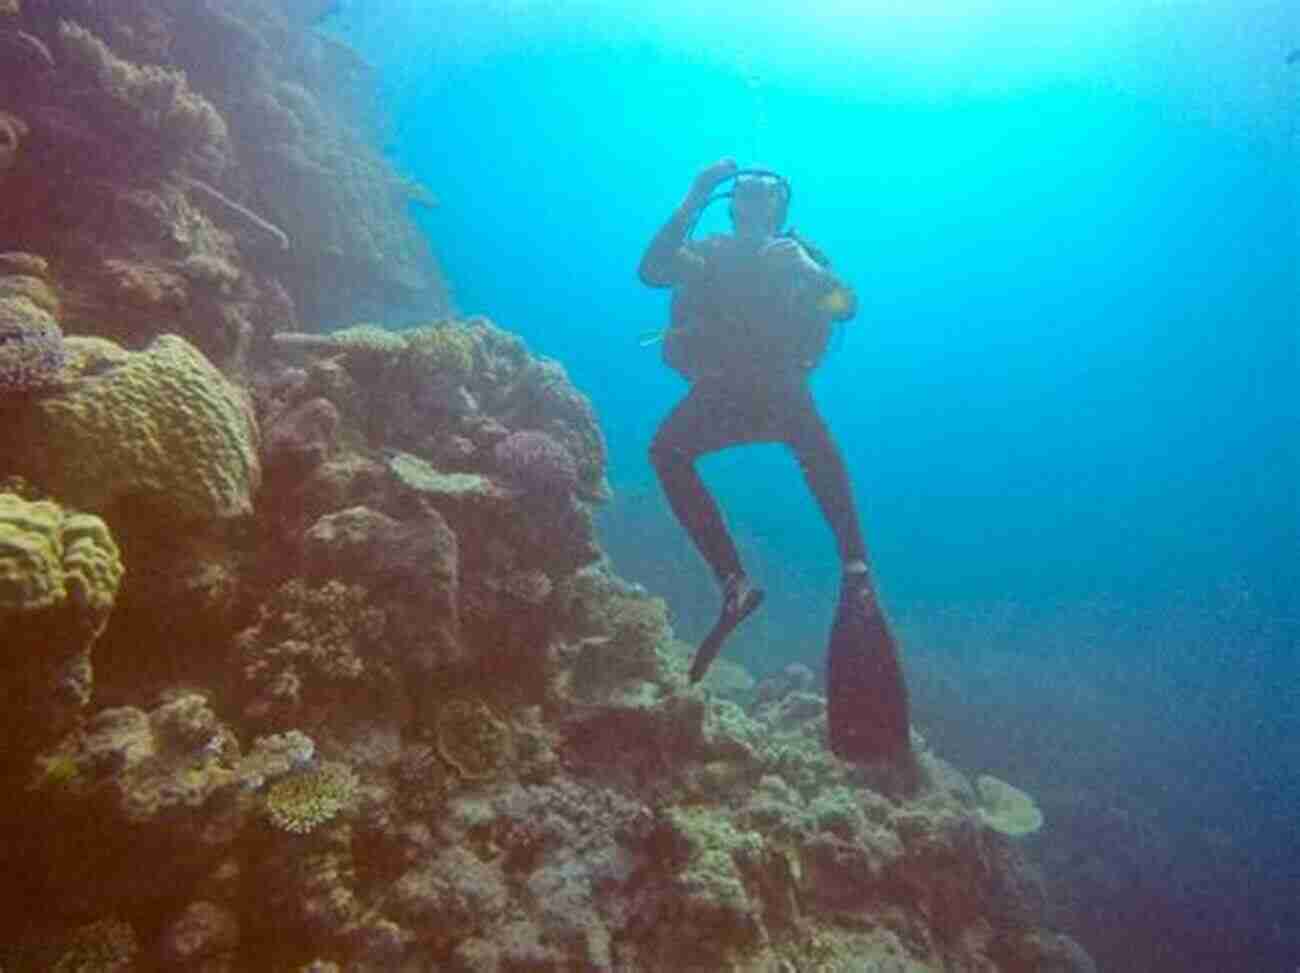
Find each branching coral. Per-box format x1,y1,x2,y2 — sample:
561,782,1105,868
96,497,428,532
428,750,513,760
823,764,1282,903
235,579,387,725
57,20,230,170
265,760,358,834
402,321,475,387
436,698,513,781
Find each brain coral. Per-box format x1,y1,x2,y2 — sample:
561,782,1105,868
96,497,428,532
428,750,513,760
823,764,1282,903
5,334,260,522
0,492,123,636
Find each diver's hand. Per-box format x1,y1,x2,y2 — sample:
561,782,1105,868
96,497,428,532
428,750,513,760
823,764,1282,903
761,236,818,271
689,158,738,202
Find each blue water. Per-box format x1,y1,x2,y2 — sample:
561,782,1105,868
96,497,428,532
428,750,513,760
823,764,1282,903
331,5,1297,969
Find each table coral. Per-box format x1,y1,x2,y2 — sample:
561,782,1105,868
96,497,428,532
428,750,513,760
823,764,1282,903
975,774,1045,837
4,334,260,523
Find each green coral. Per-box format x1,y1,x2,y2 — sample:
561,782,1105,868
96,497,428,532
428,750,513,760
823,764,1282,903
5,334,260,522
52,918,137,972
436,698,513,780
266,760,358,834
30,747,82,792
974,774,1044,837
57,20,229,167
0,493,123,634
403,321,476,386
661,806,767,952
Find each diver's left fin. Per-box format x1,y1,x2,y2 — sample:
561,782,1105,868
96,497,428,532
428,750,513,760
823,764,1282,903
826,581,911,764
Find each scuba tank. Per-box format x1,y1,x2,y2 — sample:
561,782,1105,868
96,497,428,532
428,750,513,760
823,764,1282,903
647,170,848,377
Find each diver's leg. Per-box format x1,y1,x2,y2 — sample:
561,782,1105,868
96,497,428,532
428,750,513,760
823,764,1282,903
649,384,765,681
649,384,745,582
782,385,911,765
781,385,869,572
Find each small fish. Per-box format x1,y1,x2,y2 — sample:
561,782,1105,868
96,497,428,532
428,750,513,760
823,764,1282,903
1287,49,1300,65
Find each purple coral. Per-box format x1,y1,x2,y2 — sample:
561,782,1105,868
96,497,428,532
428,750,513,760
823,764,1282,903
0,298,66,395
494,430,579,498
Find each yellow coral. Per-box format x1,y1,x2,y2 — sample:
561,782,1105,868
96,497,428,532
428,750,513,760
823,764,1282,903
0,493,123,634
0,495,64,612
403,322,475,385
266,760,358,834
61,513,125,631
0,273,60,315
6,334,260,522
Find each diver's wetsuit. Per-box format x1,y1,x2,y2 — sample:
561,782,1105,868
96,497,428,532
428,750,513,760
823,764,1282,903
649,372,867,583
640,208,867,596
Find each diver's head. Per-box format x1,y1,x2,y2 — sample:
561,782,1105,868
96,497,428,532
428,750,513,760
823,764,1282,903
729,173,789,241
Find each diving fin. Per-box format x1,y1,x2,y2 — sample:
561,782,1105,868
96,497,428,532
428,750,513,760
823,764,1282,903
826,579,911,764
689,581,765,683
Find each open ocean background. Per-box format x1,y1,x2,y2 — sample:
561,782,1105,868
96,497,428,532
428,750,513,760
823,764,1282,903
327,3,1297,969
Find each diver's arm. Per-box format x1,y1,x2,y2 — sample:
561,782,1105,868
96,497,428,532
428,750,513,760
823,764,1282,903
637,199,708,287
638,158,738,287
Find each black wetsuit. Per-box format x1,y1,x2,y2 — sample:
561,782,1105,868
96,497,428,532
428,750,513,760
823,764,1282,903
641,225,867,585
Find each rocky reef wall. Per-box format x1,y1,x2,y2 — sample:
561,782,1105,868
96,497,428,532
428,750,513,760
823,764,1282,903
1,0,446,373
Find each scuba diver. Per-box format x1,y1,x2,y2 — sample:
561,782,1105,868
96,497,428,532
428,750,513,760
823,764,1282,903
638,158,911,765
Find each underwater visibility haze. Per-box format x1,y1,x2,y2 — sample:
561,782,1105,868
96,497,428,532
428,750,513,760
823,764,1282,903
0,0,1294,969
335,1,1298,968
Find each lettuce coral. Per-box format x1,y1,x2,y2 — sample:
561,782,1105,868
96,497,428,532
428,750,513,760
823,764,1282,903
4,334,260,522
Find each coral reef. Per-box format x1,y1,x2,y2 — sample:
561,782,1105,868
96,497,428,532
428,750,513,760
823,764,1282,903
0,0,447,366
494,428,580,499
0,7,1093,971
